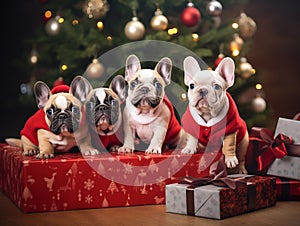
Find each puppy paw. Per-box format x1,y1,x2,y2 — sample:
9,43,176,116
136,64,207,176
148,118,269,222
81,149,99,156
237,164,248,174
36,153,54,159
109,145,120,152
118,146,134,153
224,156,239,168
181,147,197,154
145,147,162,154
23,148,39,156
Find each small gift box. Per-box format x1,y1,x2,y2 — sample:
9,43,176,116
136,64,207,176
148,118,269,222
166,159,277,219
245,127,292,175
267,117,300,180
275,177,300,201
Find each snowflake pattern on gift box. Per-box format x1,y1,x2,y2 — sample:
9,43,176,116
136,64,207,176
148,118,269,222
84,179,94,191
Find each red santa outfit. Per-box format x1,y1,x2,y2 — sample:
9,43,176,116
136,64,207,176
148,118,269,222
125,95,182,148
20,85,70,146
182,92,247,151
97,126,123,150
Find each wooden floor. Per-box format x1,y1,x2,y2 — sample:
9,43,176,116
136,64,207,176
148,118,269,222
0,192,299,226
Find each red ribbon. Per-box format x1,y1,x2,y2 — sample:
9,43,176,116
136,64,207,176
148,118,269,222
249,127,294,172
179,158,245,189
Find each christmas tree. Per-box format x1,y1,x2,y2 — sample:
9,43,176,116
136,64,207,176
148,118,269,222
16,0,269,129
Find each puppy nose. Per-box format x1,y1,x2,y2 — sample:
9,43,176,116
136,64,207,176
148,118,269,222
99,105,107,111
199,89,208,97
59,113,68,120
141,86,149,94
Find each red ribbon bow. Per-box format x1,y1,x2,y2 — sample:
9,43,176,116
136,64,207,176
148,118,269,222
179,157,245,189
249,127,294,172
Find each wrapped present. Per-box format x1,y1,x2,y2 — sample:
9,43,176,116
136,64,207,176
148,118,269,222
0,143,222,213
245,127,292,175
275,177,300,201
266,117,300,180
166,160,277,219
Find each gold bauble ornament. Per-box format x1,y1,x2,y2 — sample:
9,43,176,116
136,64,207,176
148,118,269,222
83,0,110,19
230,33,244,52
86,58,104,79
124,17,145,40
150,8,168,31
239,57,254,79
237,12,257,39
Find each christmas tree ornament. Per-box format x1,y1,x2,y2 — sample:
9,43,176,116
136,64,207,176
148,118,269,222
252,96,266,112
230,33,244,56
29,46,38,64
150,7,168,31
206,0,223,17
83,0,110,19
45,16,61,35
53,77,66,87
86,58,104,79
237,12,257,39
181,1,201,27
238,57,254,79
124,13,145,40
214,53,224,68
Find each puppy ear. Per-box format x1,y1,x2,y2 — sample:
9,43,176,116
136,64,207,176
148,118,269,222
215,57,235,87
155,57,172,85
109,75,126,103
125,54,141,82
70,76,93,103
34,81,51,109
183,56,201,86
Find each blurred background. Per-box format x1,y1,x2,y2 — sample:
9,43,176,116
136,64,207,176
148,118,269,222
1,0,300,142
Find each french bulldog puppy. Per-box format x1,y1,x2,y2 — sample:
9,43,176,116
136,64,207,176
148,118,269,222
118,55,189,154
85,75,125,152
6,76,96,159
181,56,249,174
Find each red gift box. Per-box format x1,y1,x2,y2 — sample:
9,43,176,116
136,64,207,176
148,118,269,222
0,143,222,213
276,177,300,201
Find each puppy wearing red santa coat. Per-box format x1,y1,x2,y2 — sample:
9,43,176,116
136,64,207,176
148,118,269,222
118,55,191,154
6,76,96,159
85,75,126,152
181,56,249,174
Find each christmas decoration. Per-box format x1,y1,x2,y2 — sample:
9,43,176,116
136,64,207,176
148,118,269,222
29,46,38,64
53,77,66,87
237,12,257,39
124,16,145,40
206,0,223,17
150,7,168,31
85,58,104,79
252,96,267,112
83,0,110,19
230,33,244,56
181,1,201,27
214,53,224,68
238,57,254,79
45,16,61,35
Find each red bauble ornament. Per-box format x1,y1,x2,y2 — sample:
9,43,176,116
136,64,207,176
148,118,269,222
214,53,224,68
53,77,66,87
181,3,201,27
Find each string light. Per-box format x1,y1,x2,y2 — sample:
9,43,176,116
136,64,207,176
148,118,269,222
61,64,68,71
232,22,239,29
107,36,112,41
44,10,52,19
167,27,178,35
232,49,240,56
255,83,263,90
192,33,199,42
72,19,79,25
97,21,104,30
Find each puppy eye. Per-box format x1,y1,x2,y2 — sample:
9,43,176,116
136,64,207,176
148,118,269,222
86,101,94,110
130,81,137,89
111,99,118,107
154,81,162,89
46,108,54,117
189,83,195,89
72,106,80,114
214,84,221,90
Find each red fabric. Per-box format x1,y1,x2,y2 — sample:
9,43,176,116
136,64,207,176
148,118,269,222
0,143,221,213
20,85,70,146
182,92,247,150
98,126,123,150
163,96,182,144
